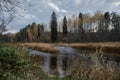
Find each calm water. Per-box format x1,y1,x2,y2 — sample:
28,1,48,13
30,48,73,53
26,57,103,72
29,46,120,78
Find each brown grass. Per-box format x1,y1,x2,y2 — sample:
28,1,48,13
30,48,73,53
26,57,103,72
54,43,70,47
70,44,98,51
69,42,120,54
6,42,120,54
70,53,120,80
17,43,58,54
99,42,120,54
101,46,120,53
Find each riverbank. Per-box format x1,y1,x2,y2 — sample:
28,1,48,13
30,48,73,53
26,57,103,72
6,42,120,54
7,43,58,54
3,42,120,80
70,42,120,54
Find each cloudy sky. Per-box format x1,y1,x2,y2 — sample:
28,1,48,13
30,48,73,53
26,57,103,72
6,0,120,33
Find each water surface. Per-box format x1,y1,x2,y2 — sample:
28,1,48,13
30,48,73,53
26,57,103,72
29,46,120,77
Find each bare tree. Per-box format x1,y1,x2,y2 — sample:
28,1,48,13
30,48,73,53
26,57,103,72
0,0,23,34
0,13,14,34
0,0,22,13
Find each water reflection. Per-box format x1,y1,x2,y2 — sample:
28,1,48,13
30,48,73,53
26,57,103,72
29,46,120,78
29,47,78,77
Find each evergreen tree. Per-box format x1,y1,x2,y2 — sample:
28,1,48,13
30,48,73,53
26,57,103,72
104,12,110,30
38,24,45,41
111,12,120,32
63,16,68,35
111,12,120,41
78,12,84,41
50,11,58,42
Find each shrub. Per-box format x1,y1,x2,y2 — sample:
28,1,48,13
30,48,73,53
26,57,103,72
0,43,29,79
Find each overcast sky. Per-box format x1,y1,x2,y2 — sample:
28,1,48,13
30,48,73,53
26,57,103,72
6,0,120,33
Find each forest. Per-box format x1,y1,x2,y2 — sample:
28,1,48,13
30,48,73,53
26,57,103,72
1,11,120,43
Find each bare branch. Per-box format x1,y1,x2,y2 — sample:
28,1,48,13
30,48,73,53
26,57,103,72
0,0,22,13
0,14,15,34
0,0,21,34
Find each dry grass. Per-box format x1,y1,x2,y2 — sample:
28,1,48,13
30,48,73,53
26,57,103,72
17,43,58,54
70,53,120,80
69,42,120,54
101,46,120,53
6,42,120,54
70,43,98,51
54,43,70,47
30,55,44,66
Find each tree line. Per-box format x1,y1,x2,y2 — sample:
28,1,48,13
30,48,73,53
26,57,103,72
1,11,120,43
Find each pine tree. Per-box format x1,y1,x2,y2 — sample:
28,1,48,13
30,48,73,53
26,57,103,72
38,24,44,41
63,16,68,36
78,12,84,41
50,11,58,42
104,12,110,30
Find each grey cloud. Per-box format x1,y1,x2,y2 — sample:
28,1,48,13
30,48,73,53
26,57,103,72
6,0,120,33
